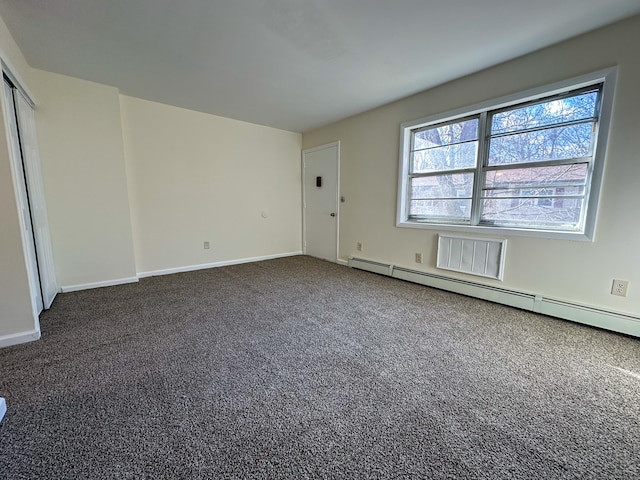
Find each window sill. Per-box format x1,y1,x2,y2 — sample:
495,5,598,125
396,219,593,242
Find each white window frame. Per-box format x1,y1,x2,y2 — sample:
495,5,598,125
397,68,617,241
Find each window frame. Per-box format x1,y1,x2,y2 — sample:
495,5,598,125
397,68,617,241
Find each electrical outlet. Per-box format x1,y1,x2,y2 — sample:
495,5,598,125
356,242,363,252
611,279,629,297
415,253,423,264
204,241,210,250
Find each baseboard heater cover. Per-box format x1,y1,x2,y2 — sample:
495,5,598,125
534,297,640,337
347,258,393,276
392,266,534,311
348,256,639,337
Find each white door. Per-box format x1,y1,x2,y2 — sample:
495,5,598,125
15,91,58,308
303,142,339,262
2,81,43,315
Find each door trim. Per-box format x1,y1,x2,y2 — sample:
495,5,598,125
302,141,340,262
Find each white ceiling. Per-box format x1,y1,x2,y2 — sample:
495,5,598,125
1,0,640,132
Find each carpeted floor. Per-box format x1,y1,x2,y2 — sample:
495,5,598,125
0,255,639,479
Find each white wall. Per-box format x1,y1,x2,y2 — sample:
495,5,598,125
1,56,301,343
28,73,301,288
30,69,138,289
0,14,38,341
302,14,640,317
120,96,302,275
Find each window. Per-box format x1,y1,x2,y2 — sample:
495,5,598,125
397,69,616,240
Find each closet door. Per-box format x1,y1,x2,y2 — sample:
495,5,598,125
14,91,58,308
2,81,43,314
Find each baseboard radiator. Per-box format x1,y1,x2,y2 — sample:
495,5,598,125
348,257,640,338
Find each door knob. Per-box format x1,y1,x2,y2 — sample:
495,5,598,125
330,212,336,217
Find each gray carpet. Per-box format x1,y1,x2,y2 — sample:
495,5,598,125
0,256,639,479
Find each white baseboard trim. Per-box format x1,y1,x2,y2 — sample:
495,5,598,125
349,257,640,338
137,251,304,278
337,258,349,266
60,276,139,293
0,397,6,423
59,253,305,290
0,328,41,348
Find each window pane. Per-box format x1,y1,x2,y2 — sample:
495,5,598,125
413,118,478,150
483,185,585,198
411,173,474,199
484,164,588,189
480,197,583,229
491,91,598,134
488,123,594,165
410,199,472,221
411,142,477,173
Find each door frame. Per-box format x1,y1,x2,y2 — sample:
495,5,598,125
302,140,340,262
